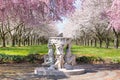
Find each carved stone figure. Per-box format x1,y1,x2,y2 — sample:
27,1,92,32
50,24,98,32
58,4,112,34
43,43,54,66
48,43,54,65
35,36,85,76
46,37,76,70
65,44,76,66
54,54,64,69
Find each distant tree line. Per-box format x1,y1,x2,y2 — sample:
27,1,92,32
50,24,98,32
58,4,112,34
0,0,75,47
63,0,120,48
0,23,57,47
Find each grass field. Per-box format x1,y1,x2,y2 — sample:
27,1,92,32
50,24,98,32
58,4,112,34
0,45,48,56
0,45,120,59
72,45,120,59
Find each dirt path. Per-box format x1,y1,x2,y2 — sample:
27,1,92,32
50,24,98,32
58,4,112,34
0,63,120,80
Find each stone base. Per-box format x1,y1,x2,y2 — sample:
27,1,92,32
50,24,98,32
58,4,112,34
59,68,85,75
34,67,85,77
34,67,67,78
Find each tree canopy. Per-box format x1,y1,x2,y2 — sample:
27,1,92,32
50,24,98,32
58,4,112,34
107,0,120,31
0,0,75,26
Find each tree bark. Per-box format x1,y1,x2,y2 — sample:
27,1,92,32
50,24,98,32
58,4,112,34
87,39,90,46
18,39,21,47
84,38,87,46
27,37,30,46
2,36,6,47
30,36,33,45
12,38,15,47
105,38,109,48
113,28,119,49
99,39,102,48
94,38,97,47
90,40,93,46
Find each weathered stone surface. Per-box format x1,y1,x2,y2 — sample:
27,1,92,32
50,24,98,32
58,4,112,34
64,64,73,70
34,67,67,78
47,37,77,70
38,37,86,78
59,68,85,75
34,67,85,76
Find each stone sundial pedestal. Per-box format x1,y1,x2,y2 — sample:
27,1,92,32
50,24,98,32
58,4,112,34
34,36,85,77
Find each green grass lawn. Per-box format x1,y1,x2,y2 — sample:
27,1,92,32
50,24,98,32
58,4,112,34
0,45,48,56
0,44,120,59
72,45,120,59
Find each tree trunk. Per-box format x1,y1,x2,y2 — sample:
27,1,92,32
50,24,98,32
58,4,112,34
87,39,89,46
75,39,78,45
30,37,33,45
90,40,93,46
94,38,97,47
27,37,30,46
23,39,26,46
36,39,39,45
2,36,6,47
18,39,21,47
105,38,109,48
11,36,16,47
12,38,15,47
114,35,119,49
113,28,119,49
84,38,87,46
38,39,40,45
99,39,102,48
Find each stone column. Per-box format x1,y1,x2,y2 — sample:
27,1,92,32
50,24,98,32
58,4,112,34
48,43,54,65
64,43,76,69
54,43,65,69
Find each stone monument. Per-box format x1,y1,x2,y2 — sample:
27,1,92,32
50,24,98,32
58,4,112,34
34,34,85,77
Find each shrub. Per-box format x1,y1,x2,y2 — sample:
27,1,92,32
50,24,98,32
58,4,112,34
76,56,104,64
0,53,44,64
0,54,6,63
11,55,25,63
112,58,120,64
25,53,44,63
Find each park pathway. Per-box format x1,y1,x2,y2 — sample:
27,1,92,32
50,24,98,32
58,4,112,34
0,63,120,80
63,70,120,80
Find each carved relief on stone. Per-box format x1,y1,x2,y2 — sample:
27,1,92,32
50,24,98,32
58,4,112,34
54,54,64,69
45,37,76,70
65,44,76,66
48,43,54,65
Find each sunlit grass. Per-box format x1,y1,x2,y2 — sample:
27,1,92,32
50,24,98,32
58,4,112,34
0,44,120,59
0,45,48,56
72,45,120,59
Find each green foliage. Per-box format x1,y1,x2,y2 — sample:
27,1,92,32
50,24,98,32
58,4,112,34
0,53,44,64
112,58,120,64
11,55,25,63
76,56,104,64
0,45,120,64
0,45,46,64
25,53,44,63
73,45,120,64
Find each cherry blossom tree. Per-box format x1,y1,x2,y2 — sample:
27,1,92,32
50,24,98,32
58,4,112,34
64,0,112,48
0,0,75,47
107,0,120,30
106,0,120,48
0,0,75,25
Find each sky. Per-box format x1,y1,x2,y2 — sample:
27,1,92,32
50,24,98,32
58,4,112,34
56,0,81,33
56,17,68,33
